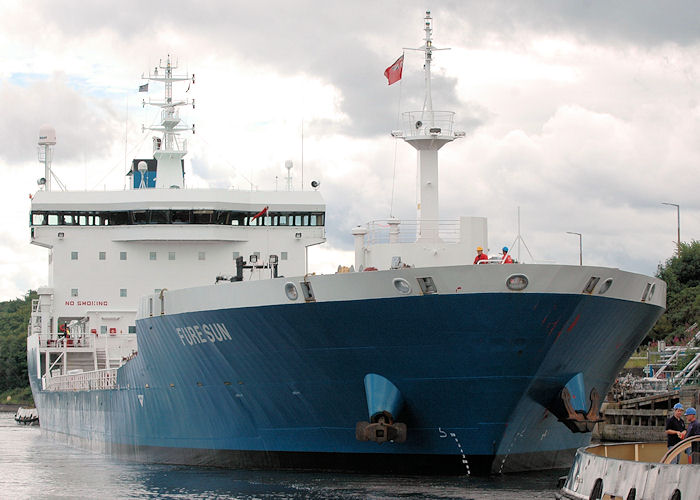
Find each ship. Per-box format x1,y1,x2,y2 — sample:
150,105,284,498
26,12,666,474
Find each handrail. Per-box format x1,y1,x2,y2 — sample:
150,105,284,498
364,219,460,245
45,368,118,392
660,435,700,464
37,333,93,349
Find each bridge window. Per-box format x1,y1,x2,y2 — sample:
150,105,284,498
132,211,149,224
149,252,157,261
30,209,326,228
120,288,127,297
71,251,78,260
168,252,176,261
120,252,127,261
99,251,106,260
171,210,190,223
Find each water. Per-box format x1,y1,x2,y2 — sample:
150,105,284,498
1,413,563,499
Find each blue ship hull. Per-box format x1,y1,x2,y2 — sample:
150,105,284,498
28,291,663,474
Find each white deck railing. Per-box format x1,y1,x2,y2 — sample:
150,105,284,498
37,333,93,349
44,368,118,392
364,219,461,245
401,110,455,137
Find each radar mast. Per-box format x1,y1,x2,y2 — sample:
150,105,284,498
141,55,195,189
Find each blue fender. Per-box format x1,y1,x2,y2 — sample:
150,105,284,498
364,373,404,422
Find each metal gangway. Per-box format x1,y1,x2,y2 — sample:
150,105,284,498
653,323,700,388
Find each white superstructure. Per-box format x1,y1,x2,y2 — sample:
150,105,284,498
28,57,325,386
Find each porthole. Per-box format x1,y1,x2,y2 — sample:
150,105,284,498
647,283,656,301
284,282,298,301
393,278,412,295
598,278,613,295
506,274,529,291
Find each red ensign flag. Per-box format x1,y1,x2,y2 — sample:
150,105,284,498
251,206,269,220
384,55,404,85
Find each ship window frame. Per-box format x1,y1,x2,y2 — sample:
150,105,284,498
132,210,149,224
150,210,169,224
281,251,288,260
149,251,157,261
198,251,206,261
393,278,412,295
120,251,127,261
31,209,325,227
120,288,127,297
99,251,106,261
506,274,529,291
71,251,78,261
171,210,190,224
71,288,78,297
284,282,298,301
168,252,176,261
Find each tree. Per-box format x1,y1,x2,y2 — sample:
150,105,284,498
649,241,700,342
0,291,36,394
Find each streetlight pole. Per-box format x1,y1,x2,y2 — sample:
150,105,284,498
661,202,680,257
566,232,582,266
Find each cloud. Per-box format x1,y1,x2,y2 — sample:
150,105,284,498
0,75,122,165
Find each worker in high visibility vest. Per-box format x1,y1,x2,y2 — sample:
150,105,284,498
473,246,488,264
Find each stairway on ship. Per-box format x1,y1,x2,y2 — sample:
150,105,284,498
64,351,97,372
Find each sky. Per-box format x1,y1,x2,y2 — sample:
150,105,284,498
1,0,699,301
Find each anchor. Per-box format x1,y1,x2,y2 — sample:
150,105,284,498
355,373,407,443
529,372,603,433
558,384,603,433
